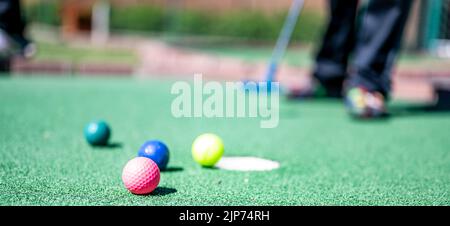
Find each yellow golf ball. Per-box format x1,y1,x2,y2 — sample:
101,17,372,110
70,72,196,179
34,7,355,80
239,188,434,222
192,133,224,167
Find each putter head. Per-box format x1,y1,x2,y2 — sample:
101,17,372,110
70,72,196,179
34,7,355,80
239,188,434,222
242,80,280,93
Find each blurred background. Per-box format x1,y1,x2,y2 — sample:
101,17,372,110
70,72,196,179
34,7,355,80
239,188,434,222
4,0,450,101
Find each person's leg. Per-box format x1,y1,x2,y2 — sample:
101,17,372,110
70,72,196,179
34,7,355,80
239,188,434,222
313,0,359,97
0,57,10,73
345,0,412,118
0,26,13,73
348,0,412,98
0,0,34,57
0,0,27,43
0,0,35,73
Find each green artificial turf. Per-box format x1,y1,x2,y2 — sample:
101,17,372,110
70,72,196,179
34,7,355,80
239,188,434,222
0,76,449,205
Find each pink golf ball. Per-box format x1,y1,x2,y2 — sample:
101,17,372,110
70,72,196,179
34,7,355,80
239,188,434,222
122,157,160,195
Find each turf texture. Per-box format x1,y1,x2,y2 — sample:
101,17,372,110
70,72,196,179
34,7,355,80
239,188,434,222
0,76,449,205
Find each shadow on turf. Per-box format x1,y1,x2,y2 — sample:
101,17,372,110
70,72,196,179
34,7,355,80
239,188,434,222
151,187,177,196
93,142,123,149
389,104,450,117
163,166,184,173
282,98,342,119
349,104,450,122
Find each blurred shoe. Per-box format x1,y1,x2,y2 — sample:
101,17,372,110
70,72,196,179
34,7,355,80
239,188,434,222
0,29,36,72
345,86,387,118
0,30,12,73
21,42,37,59
10,34,36,59
287,77,343,99
0,30,13,58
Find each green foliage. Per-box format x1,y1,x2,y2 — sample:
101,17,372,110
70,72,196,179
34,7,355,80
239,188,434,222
165,10,212,34
110,5,165,32
211,11,278,39
165,9,324,42
293,10,326,42
24,0,61,26
24,2,325,42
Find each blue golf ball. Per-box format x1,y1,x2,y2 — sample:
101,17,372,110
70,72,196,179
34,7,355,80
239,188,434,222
84,121,111,146
138,140,170,170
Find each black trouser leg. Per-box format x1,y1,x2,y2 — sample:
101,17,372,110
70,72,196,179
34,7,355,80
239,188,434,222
0,0,26,36
0,0,29,49
313,0,359,96
0,0,29,72
349,0,412,98
0,57,10,73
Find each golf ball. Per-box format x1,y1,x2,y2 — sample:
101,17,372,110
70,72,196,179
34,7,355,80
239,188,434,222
84,121,111,146
122,157,160,195
192,133,224,167
138,140,170,170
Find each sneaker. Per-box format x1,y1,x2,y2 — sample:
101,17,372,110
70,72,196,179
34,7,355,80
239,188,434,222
345,86,387,118
10,34,36,59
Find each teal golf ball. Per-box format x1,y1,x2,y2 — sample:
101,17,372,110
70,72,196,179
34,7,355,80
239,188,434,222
84,121,111,146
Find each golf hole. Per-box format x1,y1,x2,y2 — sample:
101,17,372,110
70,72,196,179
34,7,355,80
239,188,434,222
215,156,280,171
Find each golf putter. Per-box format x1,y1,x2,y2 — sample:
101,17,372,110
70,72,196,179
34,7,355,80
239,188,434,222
243,0,305,92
